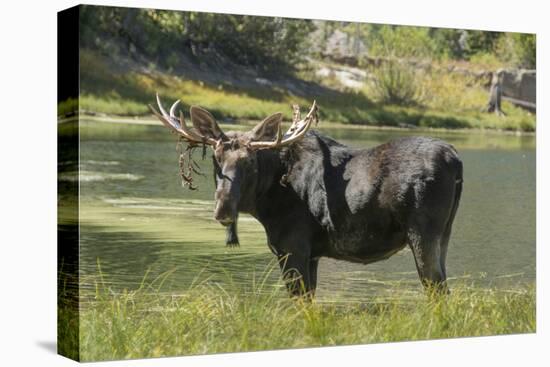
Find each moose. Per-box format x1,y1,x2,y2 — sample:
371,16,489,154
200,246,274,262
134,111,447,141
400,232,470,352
150,95,463,297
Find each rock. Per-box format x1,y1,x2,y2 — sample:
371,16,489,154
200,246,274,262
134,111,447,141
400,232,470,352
499,69,536,105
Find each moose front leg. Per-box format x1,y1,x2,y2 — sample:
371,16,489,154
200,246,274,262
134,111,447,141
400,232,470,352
278,252,313,298
225,214,239,247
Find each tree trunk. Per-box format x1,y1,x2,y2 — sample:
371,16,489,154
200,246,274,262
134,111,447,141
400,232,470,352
483,75,506,117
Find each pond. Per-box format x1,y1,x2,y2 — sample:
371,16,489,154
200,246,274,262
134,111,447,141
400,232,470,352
63,120,536,303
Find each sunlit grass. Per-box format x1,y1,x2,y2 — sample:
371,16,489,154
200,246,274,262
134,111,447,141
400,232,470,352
59,265,535,362
75,49,535,132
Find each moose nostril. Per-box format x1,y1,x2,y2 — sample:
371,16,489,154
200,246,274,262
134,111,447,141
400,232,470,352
214,204,226,219
214,202,235,226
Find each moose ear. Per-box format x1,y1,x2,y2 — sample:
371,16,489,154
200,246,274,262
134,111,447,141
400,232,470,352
189,106,228,141
250,113,283,141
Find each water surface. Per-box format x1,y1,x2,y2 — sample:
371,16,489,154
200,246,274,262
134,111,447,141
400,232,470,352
67,121,536,302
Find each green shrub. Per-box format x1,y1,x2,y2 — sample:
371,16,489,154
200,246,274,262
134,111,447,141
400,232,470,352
368,25,437,59
370,60,424,106
494,33,536,69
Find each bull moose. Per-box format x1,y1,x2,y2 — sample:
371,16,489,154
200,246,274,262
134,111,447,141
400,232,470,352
150,95,463,297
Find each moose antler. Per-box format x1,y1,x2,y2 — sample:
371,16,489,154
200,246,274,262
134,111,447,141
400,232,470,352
149,94,219,190
249,101,318,150
150,94,318,150
148,94,218,146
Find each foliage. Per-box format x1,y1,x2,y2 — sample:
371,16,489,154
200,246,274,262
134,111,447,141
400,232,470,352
339,23,456,60
79,5,536,71
429,28,467,59
368,25,438,59
494,33,536,69
468,52,507,69
57,97,79,117
516,33,536,68
462,30,504,57
457,30,536,69
71,267,536,361
79,5,314,72
75,6,537,132
334,22,535,69
58,302,80,360
370,60,424,106
439,29,535,69
420,69,485,110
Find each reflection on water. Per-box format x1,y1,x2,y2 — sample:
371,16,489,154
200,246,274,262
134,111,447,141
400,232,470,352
69,121,536,302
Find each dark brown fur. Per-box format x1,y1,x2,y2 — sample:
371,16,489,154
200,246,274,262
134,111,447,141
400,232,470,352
211,129,462,297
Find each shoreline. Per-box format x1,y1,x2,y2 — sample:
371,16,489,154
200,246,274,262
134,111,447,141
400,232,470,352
59,113,536,137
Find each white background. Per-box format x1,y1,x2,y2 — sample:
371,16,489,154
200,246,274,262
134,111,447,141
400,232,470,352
0,0,547,365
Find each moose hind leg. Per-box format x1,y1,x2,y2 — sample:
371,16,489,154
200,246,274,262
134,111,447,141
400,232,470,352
308,258,319,297
439,225,452,281
407,229,448,294
439,179,462,288
278,253,312,298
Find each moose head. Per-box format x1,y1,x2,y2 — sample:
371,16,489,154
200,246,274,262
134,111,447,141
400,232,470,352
149,94,318,227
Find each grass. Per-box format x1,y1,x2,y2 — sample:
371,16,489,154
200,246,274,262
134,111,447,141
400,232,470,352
74,49,536,132
59,264,536,362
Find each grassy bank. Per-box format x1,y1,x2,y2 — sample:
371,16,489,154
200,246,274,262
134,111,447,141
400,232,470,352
69,50,536,132
61,268,536,362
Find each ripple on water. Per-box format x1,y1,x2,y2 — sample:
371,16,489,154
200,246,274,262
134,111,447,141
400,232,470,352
81,160,120,166
59,170,144,182
100,197,214,213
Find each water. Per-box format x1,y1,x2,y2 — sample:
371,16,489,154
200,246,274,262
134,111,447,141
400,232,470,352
67,120,536,302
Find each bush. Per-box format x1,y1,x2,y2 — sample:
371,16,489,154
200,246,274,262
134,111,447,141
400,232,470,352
370,60,424,106
420,68,487,111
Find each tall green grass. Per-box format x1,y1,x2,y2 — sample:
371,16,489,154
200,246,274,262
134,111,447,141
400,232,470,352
61,263,536,362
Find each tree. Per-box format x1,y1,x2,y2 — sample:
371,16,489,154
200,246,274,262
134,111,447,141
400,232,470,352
79,6,315,73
